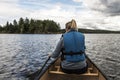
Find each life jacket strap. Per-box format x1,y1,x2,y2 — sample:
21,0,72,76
62,51,84,55
61,48,84,55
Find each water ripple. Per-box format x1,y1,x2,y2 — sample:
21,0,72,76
0,34,120,80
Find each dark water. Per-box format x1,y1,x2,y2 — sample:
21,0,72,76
0,34,120,80
85,34,120,80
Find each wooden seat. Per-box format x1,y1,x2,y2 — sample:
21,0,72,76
49,66,98,76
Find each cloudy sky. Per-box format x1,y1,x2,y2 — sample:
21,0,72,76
0,0,120,30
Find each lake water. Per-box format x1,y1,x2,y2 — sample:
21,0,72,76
0,34,120,80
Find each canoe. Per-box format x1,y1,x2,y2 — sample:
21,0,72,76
39,56,107,80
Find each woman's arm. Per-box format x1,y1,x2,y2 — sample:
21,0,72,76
51,36,63,59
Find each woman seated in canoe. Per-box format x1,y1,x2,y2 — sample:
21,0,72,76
50,19,88,74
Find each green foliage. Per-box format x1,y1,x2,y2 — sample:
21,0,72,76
0,25,2,32
1,17,120,34
0,17,61,34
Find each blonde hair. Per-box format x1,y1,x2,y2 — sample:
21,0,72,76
65,19,77,31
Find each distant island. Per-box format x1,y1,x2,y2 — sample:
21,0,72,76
60,28,120,33
0,17,120,34
79,28,120,33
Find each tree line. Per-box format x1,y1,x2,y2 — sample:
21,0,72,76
0,17,120,34
0,17,60,34
60,28,120,33
78,28,120,33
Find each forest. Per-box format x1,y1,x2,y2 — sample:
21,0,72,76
0,17,120,34
0,17,60,34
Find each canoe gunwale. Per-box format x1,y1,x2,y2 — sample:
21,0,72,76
85,55,108,80
39,55,108,80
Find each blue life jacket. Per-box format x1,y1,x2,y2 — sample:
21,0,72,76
63,30,86,62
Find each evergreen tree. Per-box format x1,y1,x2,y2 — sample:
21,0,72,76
0,17,61,33
0,25,2,32
23,17,30,33
19,17,24,33
5,21,10,33
13,19,18,33
29,19,35,33
9,23,14,33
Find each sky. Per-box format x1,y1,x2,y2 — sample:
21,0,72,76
0,0,120,31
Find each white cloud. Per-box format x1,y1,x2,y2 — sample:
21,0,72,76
28,4,76,28
0,3,28,17
73,0,120,30
83,0,120,16
0,0,30,25
73,0,82,2
30,0,120,30
0,0,120,30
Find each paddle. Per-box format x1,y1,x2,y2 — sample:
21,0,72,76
27,56,51,80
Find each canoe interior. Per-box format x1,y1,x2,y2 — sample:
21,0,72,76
40,57,107,80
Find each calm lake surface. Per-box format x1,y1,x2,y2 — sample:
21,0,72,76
0,34,120,80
